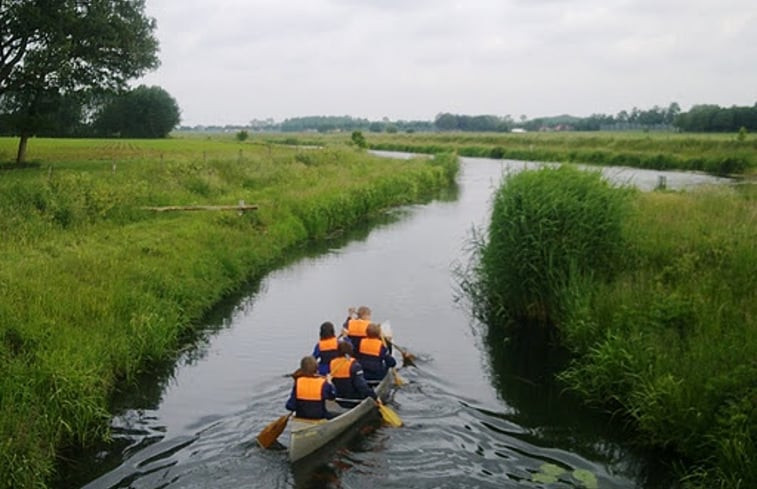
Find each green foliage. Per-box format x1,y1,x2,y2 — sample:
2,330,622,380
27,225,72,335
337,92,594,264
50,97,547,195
530,463,598,488
466,162,755,485
0,0,159,161
434,112,512,132
93,85,180,138
555,188,757,486
676,104,757,132
365,131,757,176
0,136,457,488
351,130,367,148
276,115,433,133
0,1,159,95
236,130,249,142
474,165,631,325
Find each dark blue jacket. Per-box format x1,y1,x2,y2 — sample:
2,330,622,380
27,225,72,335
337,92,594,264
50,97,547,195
356,338,397,381
312,338,342,375
331,359,376,402
285,376,336,419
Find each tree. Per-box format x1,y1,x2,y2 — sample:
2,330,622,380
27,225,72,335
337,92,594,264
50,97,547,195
665,102,681,124
368,121,384,132
93,85,180,138
434,113,458,131
0,0,159,162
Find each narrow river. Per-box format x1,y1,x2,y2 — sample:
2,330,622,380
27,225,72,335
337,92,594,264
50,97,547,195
61,156,729,488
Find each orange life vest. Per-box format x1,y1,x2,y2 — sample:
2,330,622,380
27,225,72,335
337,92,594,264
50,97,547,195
359,337,383,357
329,357,355,379
295,376,326,401
347,319,370,337
319,337,338,352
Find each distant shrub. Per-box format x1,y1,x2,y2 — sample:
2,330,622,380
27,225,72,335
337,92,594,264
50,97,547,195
351,131,367,148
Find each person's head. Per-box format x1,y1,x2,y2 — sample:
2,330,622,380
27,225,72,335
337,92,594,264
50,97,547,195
337,341,353,357
366,323,381,339
300,355,318,376
319,321,335,339
357,306,371,319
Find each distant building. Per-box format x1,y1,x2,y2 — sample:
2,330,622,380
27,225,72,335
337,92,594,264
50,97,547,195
511,128,527,133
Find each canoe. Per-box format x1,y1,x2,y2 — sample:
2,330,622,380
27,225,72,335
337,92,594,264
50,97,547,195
288,372,392,462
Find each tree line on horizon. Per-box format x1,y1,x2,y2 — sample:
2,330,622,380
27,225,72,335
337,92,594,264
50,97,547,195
181,102,757,135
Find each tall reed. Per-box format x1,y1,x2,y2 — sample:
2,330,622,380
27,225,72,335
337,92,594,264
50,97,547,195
471,165,631,327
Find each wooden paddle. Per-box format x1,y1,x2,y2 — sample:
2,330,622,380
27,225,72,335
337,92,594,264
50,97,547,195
376,400,403,427
257,412,293,448
391,368,406,386
285,368,303,379
391,343,417,367
378,321,413,378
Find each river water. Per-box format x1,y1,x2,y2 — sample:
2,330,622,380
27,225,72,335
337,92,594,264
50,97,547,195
61,156,729,489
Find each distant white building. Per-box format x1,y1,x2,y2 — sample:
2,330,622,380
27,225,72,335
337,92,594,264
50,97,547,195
511,128,527,133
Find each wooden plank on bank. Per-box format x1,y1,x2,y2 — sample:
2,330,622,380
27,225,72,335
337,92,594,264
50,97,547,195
141,204,259,212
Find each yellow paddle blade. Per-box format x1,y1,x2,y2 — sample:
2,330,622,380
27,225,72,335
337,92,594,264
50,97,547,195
378,403,403,427
257,413,291,448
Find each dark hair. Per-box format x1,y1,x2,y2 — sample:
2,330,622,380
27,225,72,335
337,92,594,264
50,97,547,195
319,321,335,339
338,340,353,356
300,355,318,375
366,323,381,338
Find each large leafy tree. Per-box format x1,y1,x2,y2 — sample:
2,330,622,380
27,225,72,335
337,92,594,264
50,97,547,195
94,85,180,138
0,0,159,163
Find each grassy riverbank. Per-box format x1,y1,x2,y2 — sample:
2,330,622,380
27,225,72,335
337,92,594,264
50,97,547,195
468,167,756,487
0,137,458,488
355,131,757,176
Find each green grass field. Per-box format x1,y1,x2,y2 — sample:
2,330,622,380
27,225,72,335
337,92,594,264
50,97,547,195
0,136,458,488
266,130,757,176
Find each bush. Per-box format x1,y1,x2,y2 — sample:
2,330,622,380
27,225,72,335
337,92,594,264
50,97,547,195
351,130,367,148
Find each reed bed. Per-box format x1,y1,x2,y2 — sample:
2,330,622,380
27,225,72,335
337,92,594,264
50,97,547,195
467,167,756,487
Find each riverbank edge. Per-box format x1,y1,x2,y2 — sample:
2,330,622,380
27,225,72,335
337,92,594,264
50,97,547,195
471,169,755,487
367,140,753,176
0,152,459,489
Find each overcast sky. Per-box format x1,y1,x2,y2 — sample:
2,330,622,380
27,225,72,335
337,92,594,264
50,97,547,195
137,0,757,126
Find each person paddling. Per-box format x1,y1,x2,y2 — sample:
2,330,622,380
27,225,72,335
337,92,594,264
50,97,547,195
329,341,377,407
342,306,372,351
312,321,341,375
356,323,397,381
285,356,336,419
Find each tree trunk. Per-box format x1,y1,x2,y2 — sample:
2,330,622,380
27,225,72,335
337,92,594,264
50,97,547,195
15,134,29,165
